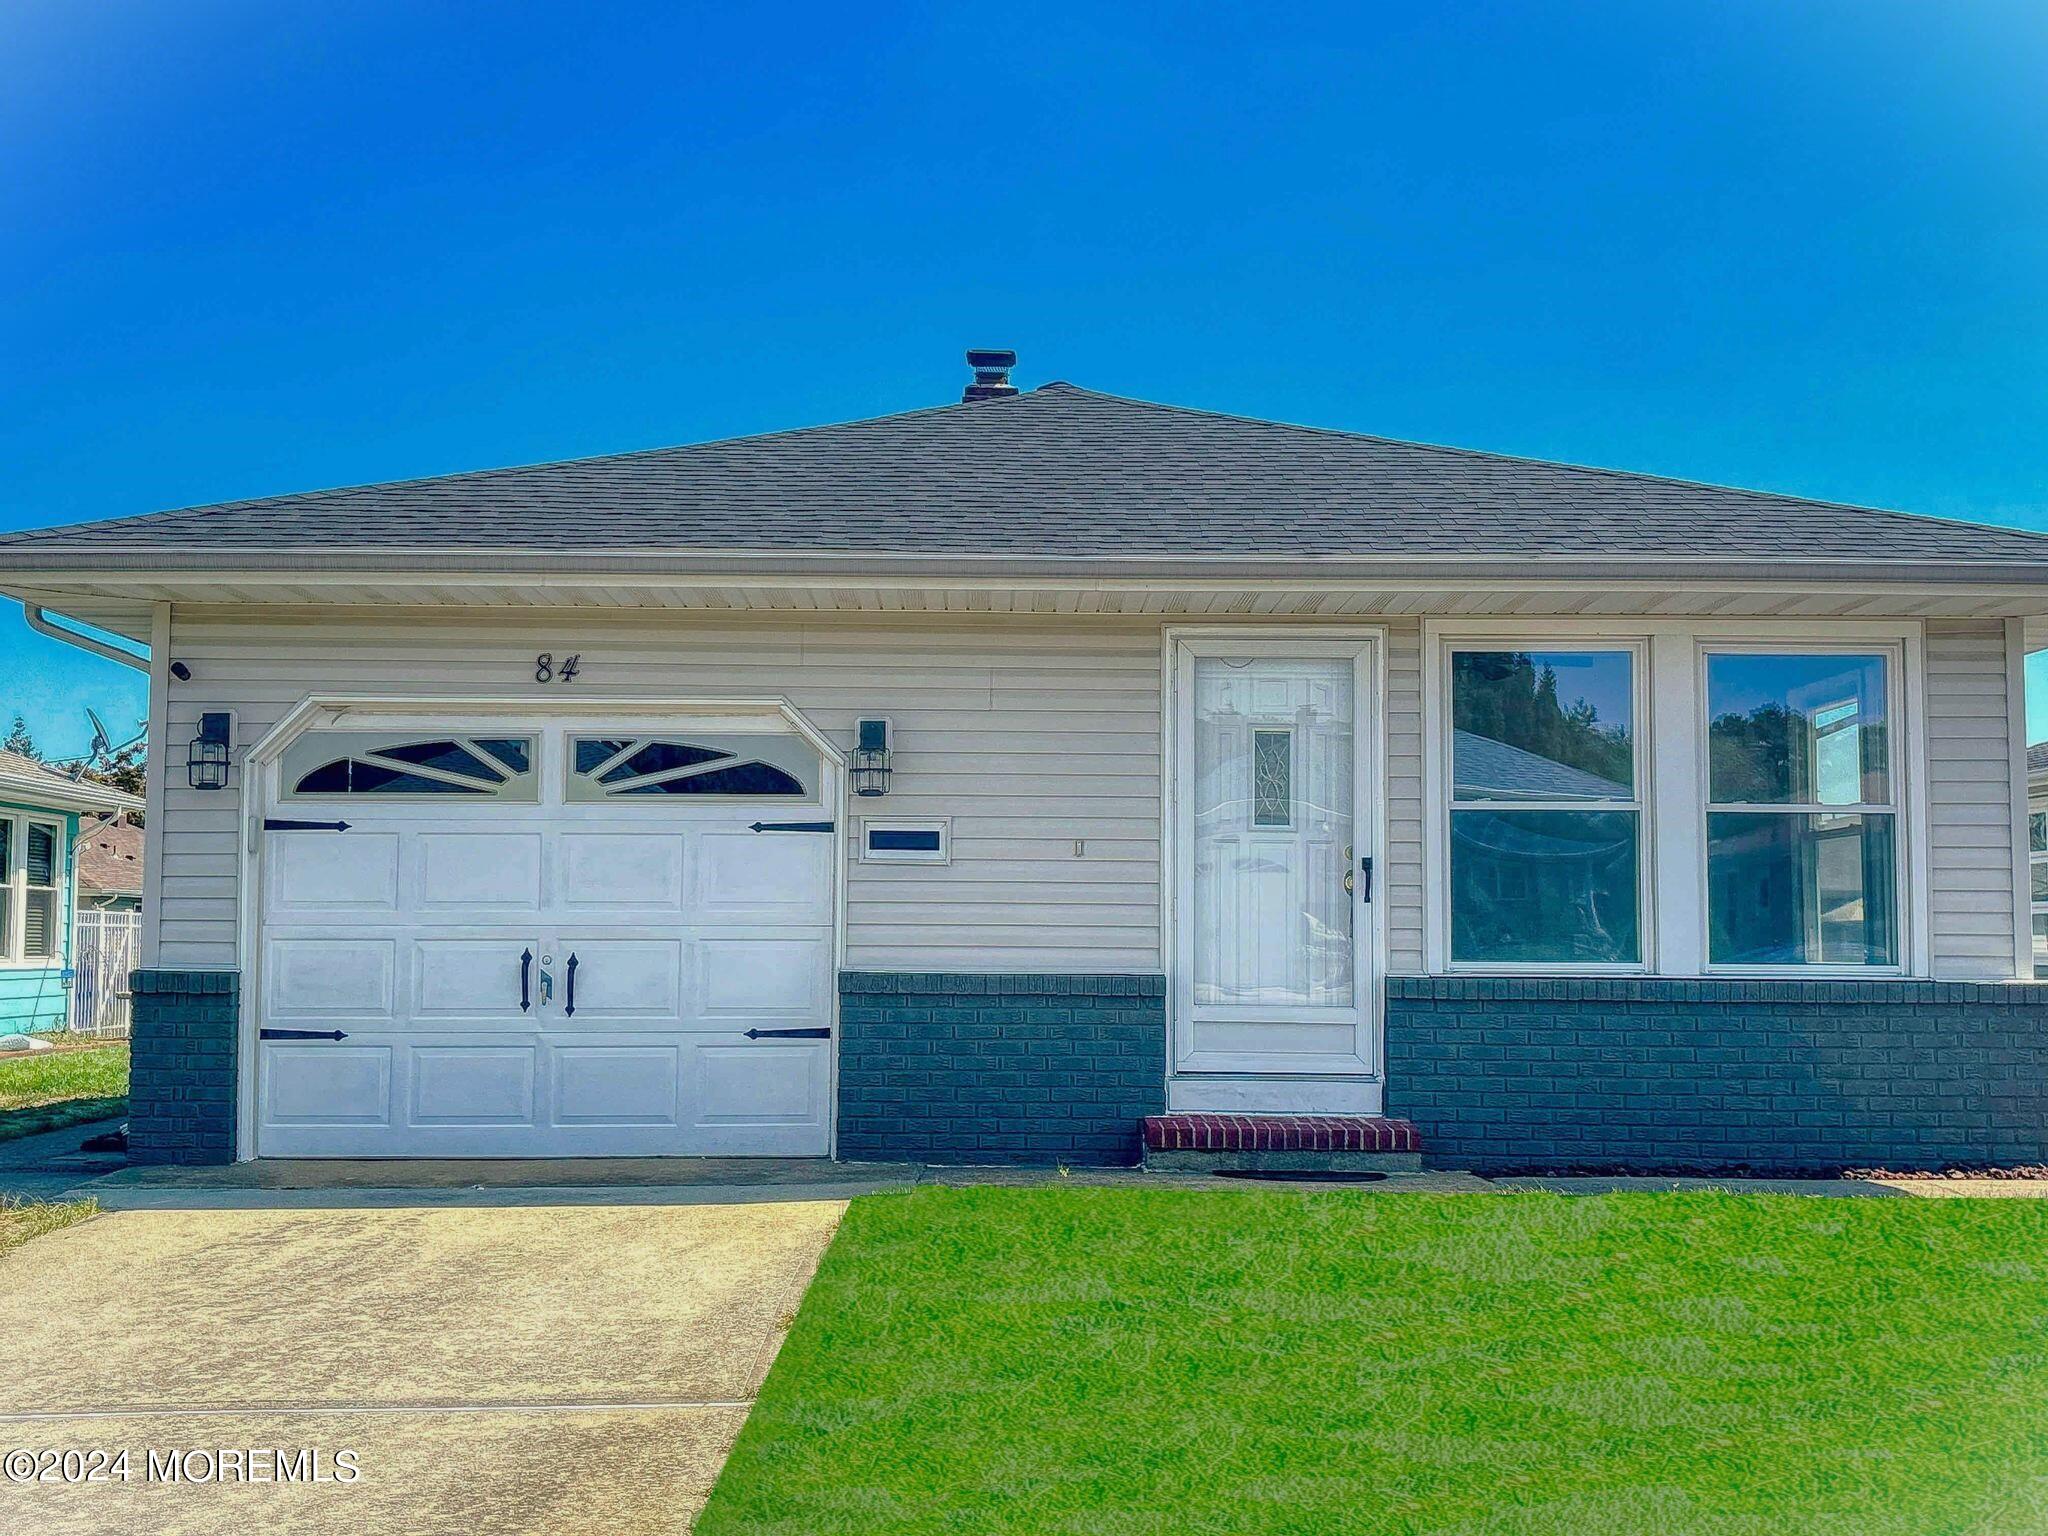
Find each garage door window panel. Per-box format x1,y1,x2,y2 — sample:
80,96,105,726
567,735,816,802
598,742,733,783
472,738,531,774
371,740,507,782
283,733,539,802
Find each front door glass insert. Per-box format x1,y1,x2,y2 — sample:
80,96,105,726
1190,656,1354,1007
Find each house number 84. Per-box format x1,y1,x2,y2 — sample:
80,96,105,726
535,653,580,683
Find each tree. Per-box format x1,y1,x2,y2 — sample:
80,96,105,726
1,713,36,760
80,740,146,804
1452,652,1631,784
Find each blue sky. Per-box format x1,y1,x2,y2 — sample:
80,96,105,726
3,1,2047,753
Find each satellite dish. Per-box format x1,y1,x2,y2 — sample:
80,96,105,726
86,708,111,759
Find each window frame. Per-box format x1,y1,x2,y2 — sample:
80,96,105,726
1436,637,1653,975
860,817,952,865
1423,620,1929,979
0,810,67,968
1698,641,1907,977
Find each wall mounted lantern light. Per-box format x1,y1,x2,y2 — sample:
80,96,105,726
851,718,892,797
188,712,231,790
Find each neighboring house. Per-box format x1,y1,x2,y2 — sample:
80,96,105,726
0,751,143,1036
4,353,2048,1170
2028,742,2048,978
75,816,144,912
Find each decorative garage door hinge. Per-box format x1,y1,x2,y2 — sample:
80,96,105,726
743,1027,831,1039
264,817,352,832
259,1028,349,1041
747,820,835,833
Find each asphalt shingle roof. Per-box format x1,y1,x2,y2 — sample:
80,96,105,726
1452,731,1632,801
5,383,2046,566
0,750,80,787
76,818,143,898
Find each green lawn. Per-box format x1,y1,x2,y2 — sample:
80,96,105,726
698,1186,2048,1536
0,1043,127,1142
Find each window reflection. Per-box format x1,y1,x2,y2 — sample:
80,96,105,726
1450,811,1640,964
1448,649,1641,966
1707,653,1888,806
1707,813,1897,967
1704,651,1897,968
1452,651,1634,801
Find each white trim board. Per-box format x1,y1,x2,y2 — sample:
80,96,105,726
140,601,170,971
1160,625,1389,1111
2008,618,2033,982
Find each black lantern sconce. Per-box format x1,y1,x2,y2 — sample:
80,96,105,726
188,712,231,791
851,718,892,798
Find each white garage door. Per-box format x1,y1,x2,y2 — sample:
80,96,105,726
255,721,835,1157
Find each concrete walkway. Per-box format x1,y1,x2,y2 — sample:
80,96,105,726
1495,1173,2048,1198
0,1198,843,1535
8,1120,2048,1208
0,1116,128,1203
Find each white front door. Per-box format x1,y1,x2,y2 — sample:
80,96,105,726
1172,637,1380,1084
254,720,835,1157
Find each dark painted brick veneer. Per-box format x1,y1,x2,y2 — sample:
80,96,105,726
838,972,1167,1165
128,970,240,1166
1386,976,2048,1172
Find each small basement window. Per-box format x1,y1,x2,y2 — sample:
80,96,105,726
861,819,950,864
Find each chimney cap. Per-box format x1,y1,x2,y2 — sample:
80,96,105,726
962,348,1019,402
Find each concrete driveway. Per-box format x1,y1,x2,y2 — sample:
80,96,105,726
0,1200,844,1535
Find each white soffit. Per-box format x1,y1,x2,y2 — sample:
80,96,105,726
6,576,2047,641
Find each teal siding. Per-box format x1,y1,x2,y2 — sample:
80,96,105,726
0,804,78,1036
0,966,72,1034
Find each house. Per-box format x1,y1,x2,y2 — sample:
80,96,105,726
76,817,144,912
2028,742,2048,978
0,751,143,1038
3,352,2048,1170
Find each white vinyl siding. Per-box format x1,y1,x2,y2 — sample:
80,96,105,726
1383,621,1427,975
1924,619,2022,980
156,608,1166,974
146,607,2027,983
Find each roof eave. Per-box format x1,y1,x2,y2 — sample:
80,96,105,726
0,771,144,815
8,548,2048,588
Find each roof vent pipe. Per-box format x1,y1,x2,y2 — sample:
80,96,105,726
962,349,1019,402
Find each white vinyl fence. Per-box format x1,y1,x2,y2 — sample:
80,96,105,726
71,908,140,1037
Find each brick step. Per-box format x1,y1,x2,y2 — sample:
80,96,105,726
1142,1114,1423,1173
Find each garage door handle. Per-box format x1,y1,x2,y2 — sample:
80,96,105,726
520,948,532,1013
260,1028,348,1041
564,952,578,1017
